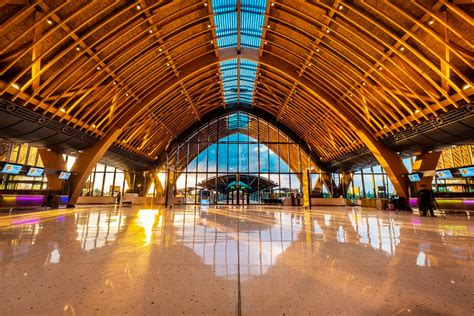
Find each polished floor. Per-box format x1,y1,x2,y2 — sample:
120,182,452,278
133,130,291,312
0,205,472,315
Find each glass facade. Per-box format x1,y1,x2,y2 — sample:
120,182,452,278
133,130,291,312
169,112,316,204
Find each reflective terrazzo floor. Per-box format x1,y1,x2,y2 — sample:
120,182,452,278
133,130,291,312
0,205,472,315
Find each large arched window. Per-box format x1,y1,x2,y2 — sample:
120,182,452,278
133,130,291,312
168,112,319,204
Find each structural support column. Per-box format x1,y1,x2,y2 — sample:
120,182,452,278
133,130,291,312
69,129,122,204
38,149,66,192
412,151,442,192
320,172,339,197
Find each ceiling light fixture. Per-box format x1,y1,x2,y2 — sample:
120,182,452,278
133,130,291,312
11,83,20,89
76,46,81,51
96,66,101,70
149,29,153,33
428,19,434,25
60,108,66,113
399,46,405,51
338,5,344,10
378,66,383,70
136,4,141,10
47,18,53,25
462,83,471,90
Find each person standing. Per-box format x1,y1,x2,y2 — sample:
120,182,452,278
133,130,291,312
417,184,436,217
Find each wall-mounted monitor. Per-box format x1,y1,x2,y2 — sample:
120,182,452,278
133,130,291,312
27,167,44,177
1,163,22,175
458,166,474,178
435,169,453,179
58,172,71,180
407,173,422,182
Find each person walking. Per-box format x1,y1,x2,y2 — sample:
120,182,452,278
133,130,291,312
417,184,436,217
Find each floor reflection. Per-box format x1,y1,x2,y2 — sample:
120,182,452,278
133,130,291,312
0,205,472,315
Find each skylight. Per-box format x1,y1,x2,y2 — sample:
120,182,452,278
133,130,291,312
212,0,267,106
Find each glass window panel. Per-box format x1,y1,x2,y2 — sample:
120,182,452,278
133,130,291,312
66,156,76,171
10,144,19,162
269,148,279,172
93,172,104,196
402,157,413,173
114,172,125,194
207,144,217,172
187,143,198,172
197,146,208,173
228,143,238,172
290,174,301,193
259,144,268,172
103,172,115,196
239,143,248,172
363,174,375,198
248,144,259,172
279,143,289,172
218,143,228,172
95,163,106,172
351,174,362,198
27,147,37,166
17,145,28,164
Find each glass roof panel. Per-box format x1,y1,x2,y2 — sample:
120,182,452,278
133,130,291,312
212,0,267,105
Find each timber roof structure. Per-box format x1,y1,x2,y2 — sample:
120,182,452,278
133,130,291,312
0,0,473,170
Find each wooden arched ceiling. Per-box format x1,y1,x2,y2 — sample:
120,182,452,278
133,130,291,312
0,0,472,165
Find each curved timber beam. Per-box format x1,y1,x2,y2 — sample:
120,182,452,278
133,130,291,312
78,49,410,200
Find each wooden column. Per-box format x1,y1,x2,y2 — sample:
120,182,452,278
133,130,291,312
412,151,442,192
68,129,122,204
38,149,66,192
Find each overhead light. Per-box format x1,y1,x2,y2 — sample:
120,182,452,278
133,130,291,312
60,108,66,113
326,29,330,33
308,63,312,66
76,46,81,51
149,29,153,33
11,83,20,90
399,46,405,51
166,63,169,66
207,24,211,28
267,25,271,28
210,40,213,44
378,66,383,70
204,3,208,6
113,81,117,85
271,3,275,7
47,18,53,25
349,93,353,97
47,148,51,152
415,109,420,113
96,66,101,70
136,4,141,10
428,19,434,26
316,48,320,52
91,124,96,128
428,150,433,153
125,93,129,96
383,125,387,129
78,150,82,153
362,82,366,86
462,83,471,91
264,41,268,45
452,145,457,148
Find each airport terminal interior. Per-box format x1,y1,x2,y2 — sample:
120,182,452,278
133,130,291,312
0,0,473,314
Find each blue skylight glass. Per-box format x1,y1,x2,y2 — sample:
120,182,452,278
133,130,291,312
212,0,267,105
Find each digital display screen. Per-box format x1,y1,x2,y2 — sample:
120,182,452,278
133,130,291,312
436,169,453,179
458,166,474,178
1,163,22,175
408,173,422,182
58,172,71,180
27,167,44,177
